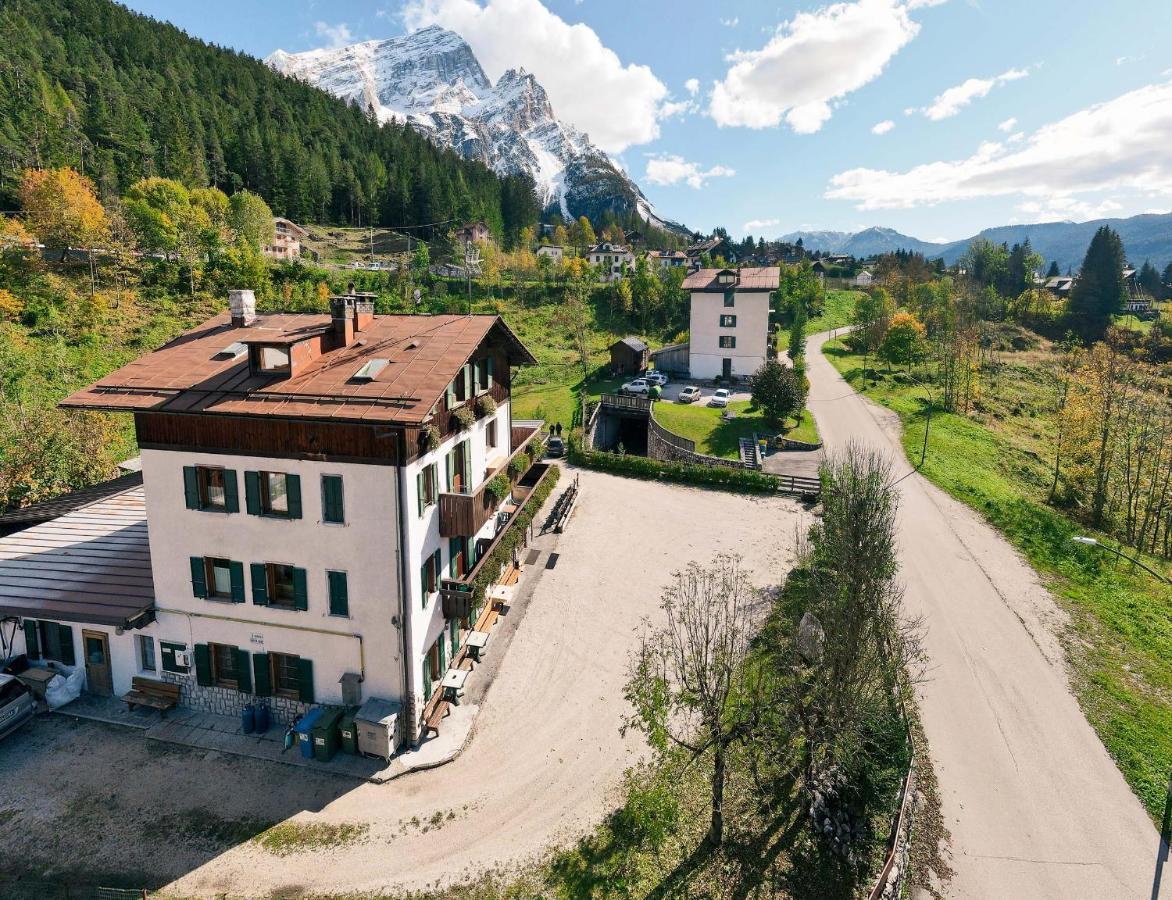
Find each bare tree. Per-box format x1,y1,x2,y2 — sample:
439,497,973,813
624,555,761,846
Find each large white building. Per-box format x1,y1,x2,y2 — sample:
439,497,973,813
0,291,545,749
683,267,779,381
587,242,634,282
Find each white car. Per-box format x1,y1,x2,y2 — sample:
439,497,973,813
678,386,702,404
621,378,652,396
709,388,732,408
0,674,34,742
643,371,669,387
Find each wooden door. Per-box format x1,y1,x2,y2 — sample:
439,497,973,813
722,358,733,379
82,630,113,696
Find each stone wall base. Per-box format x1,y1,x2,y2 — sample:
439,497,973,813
158,671,309,727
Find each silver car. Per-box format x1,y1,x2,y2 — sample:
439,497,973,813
0,673,34,741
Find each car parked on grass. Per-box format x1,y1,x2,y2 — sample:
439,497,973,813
678,386,702,404
709,388,732,408
0,673,35,742
621,378,652,396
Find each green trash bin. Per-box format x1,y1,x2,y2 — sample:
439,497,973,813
311,707,344,762
339,709,359,755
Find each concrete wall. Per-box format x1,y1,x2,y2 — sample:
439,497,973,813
688,289,770,380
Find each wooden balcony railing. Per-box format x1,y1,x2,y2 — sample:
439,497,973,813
438,422,543,538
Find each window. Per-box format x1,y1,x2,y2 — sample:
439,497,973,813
723,290,735,307
160,641,188,674
255,345,291,374
719,336,737,349
207,557,233,599
420,548,442,607
210,642,239,689
476,356,494,394
244,471,301,519
327,570,349,617
23,620,75,666
190,556,244,601
251,562,307,610
270,652,302,699
446,442,470,493
417,463,438,516
486,418,498,450
270,564,297,608
720,314,737,328
448,363,472,407
183,466,238,513
718,272,736,285
262,472,289,515
138,635,156,673
449,536,467,579
321,474,345,524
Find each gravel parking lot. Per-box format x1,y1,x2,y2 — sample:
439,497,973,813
0,467,805,898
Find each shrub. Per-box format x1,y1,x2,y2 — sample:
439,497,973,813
452,406,475,431
419,424,440,453
475,394,497,417
508,456,528,479
486,473,511,500
568,439,785,494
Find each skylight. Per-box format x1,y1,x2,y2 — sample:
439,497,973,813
217,341,248,360
353,358,389,381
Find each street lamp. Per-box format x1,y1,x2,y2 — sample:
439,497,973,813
1071,536,1170,584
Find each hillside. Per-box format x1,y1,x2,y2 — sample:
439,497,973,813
0,0,538,242
782,212,1172,271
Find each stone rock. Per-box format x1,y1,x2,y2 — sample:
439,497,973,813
797,611,825,663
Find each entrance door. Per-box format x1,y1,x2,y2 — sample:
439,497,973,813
722,358,733,379
82,630,113,696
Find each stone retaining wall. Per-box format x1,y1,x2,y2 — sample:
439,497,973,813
647,412,759,470
776,437,823,451
158,670,309,727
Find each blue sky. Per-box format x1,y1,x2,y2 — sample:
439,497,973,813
123,0,1172,242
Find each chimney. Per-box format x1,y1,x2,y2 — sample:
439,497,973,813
228,289,257,328
330,295,356,346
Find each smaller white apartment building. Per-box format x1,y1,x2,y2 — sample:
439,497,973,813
683,267,780,381
588,242,634,282
535,244,564,263
0,291,543,749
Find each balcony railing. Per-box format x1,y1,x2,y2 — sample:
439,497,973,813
438,422,542,538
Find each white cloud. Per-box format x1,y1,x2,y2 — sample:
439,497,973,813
660,99,697,119
403,0,668,153
742,217,780,235
918,67,1029,120
708,0,926,133
825,80,1172,213
997,116,1017,132
721,16,739,27
313,20,354,48
645,154,736,190
685,78,700,96
872,119,895,135
1017,196,1122,222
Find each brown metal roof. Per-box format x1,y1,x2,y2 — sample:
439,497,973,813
60,313,536,426
0,484,154,628
683,267,780,291
0,472,144,534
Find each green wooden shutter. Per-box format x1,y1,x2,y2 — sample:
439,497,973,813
486,355,494,389
194,643,213,686
417,471,425,516
286,474,302,519
328,571,349,616
445,379,455,409
229,561,245,602
450,617,460,655
252,653,271,697
23,619,40,659
57,624,74,666
190,557,208,598
251,563,269,606
297,657,314,703
420,561,429,607
322,475,343,523
183,467,200,509
244,471,261,515
461,442,471,485
293,567,308,611
422,658,432,700
235,647,252,693
444,451,452,492
463,363,472,399
223,470,240,513
438,633,447,671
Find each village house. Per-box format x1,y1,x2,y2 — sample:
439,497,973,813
645,249,687,272
0,290,544,750
608,337,649,375
262,217,309,261
587,242,634,282
682,267,779,381
455,221,492,246
535,244,564,263
852,270,874,288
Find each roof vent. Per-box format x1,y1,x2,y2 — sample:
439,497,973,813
353,359,389,382
406,340,420,350
217,341,248,360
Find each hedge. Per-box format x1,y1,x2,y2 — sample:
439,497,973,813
569,441,786,494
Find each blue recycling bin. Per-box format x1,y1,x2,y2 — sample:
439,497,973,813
241,705,255,734
292,708,324,759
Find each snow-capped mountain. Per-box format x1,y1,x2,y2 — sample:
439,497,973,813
267,26,677,230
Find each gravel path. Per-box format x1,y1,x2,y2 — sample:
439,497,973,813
162,468,806,896
804,331,1169,899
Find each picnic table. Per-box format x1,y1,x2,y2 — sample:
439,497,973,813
465,630,490,662
441,668,469,704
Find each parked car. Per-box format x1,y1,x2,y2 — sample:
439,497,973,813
644,371,669,387
678,386,702,404
0,674,34,742
709,388,732,408
621,378,652,396
546,436,565,458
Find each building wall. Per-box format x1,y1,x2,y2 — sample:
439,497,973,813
140,448,407,710
688,289,771,380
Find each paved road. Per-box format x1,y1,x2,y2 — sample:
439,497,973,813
804,331,1169,899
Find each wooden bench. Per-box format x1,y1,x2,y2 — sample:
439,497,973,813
121,676,181,717
421,692,451,736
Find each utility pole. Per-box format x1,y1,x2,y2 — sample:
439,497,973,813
463,240,481,316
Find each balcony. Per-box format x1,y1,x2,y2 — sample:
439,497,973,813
438,422,543,538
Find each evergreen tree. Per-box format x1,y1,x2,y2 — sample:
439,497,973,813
1046,261,1060,278
1137,259,1161,298
1068,226,1125,341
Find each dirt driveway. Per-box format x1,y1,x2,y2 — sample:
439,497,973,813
0,468,805,897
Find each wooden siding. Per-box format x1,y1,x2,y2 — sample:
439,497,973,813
438,422,540,538
135,412,403,465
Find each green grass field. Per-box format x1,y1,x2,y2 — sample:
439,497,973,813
777,289,861,352
824,337,1172,821
652,400,767,458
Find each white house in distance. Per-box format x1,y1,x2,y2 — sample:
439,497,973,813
535,244,564,263
587,242,634,282
646,249,688,272
263,217,309,261
683,267,779,381
852,270,874,288
0,290,546,750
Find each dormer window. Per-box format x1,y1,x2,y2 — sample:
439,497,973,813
253,345,291,375
717,271,737,286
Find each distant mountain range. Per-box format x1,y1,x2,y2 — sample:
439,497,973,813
268,26,682,232
780,213,1172,272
